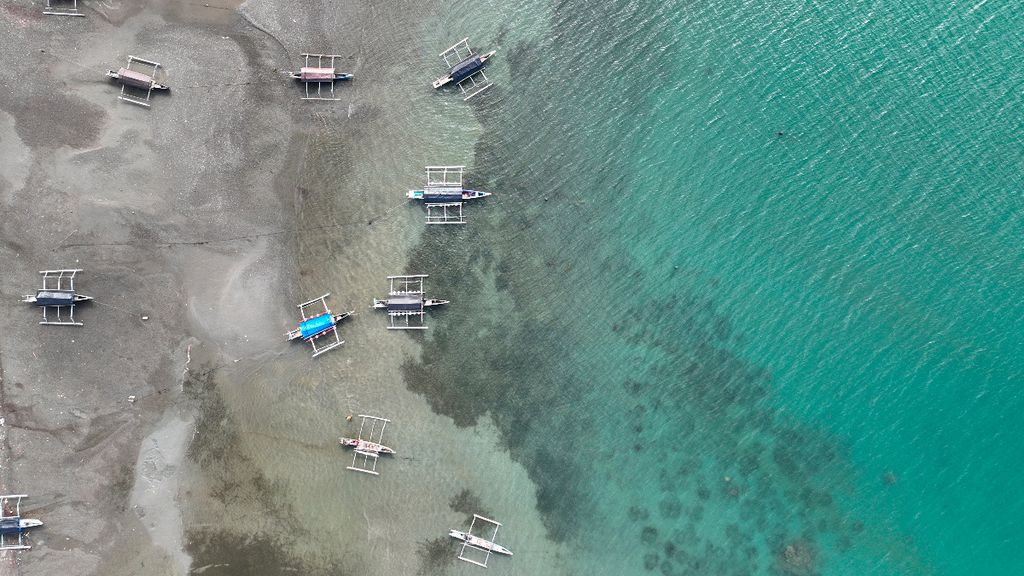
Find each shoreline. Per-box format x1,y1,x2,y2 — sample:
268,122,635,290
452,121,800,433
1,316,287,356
0,0,571,574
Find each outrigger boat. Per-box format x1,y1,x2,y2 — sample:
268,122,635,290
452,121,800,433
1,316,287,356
372,275,448,329
432,38,495,101
286,66,353,83
450,514,513,567
339,415,394,476
106,56,169,107
284,53,352,101
285,293,353,358
22,269,93,326
407,166,490,225
0,495,43,551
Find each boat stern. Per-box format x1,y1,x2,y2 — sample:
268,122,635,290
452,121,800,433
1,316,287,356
407,190,425,200
432,76,451,89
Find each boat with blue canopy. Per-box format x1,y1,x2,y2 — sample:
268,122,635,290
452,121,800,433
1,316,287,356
286,293,354,357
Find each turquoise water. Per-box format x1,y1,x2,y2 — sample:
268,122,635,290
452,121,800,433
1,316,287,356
406,0,1023,574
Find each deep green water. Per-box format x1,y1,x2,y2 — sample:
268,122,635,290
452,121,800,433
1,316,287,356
408,0,1023,574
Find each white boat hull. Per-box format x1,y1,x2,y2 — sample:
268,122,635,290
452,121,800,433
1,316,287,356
449,530,513,556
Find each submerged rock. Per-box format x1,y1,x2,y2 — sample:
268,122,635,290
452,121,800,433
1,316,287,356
778,539,817,575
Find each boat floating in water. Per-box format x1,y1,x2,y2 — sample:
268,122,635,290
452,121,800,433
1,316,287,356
432,38,495,101
449,514,512,568
372,274,448,330
285,293,353,358
339,415,395,476
407,166,491,225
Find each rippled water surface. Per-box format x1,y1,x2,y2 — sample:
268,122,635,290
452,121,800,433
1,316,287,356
401,0,1024,574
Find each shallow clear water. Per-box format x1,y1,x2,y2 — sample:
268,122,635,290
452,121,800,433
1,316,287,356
400,0,1024,574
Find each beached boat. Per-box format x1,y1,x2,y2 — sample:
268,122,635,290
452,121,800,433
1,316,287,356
105,67,169,91
287,67,353,83
21,269,92,326
0,495,42,551
106,56,169,108
284,53,353,101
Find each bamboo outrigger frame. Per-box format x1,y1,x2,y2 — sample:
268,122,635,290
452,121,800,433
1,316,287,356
0,495,42,551
425,202,464,225
372,274,449,330
339,415,395,476
43,0,84,16
407,166,491,225
21,269,92,326
450,514,513,567
285,293,352,358
434,38,495,101
106,56,169,108
284,53,353,101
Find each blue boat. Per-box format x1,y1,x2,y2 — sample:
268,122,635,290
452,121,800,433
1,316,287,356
285,293,354,358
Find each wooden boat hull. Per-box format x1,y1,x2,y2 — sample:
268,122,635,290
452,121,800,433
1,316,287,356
448,530,513,556
105,69,169,91
285,312,351,341
339,437,395,455
22,292,93,306
407,189,491,201
433,51,495,89
288,72,353,82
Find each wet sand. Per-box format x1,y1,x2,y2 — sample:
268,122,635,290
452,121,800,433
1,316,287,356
1,1,567,575
0,0,295,573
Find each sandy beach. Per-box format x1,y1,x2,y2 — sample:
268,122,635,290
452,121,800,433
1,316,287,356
0,1,566,574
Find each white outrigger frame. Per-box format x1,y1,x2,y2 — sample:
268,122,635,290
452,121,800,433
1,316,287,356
418,166,468,225
452,514,511,568
289,293,347,358
378,274,428,330
23,269,88,326
439,39,493,101
342,415,393,476
109,56,163,107
426,165,465,188
296,53,347,101
43,0,84,16
0,495,41,551
425,202,465,225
